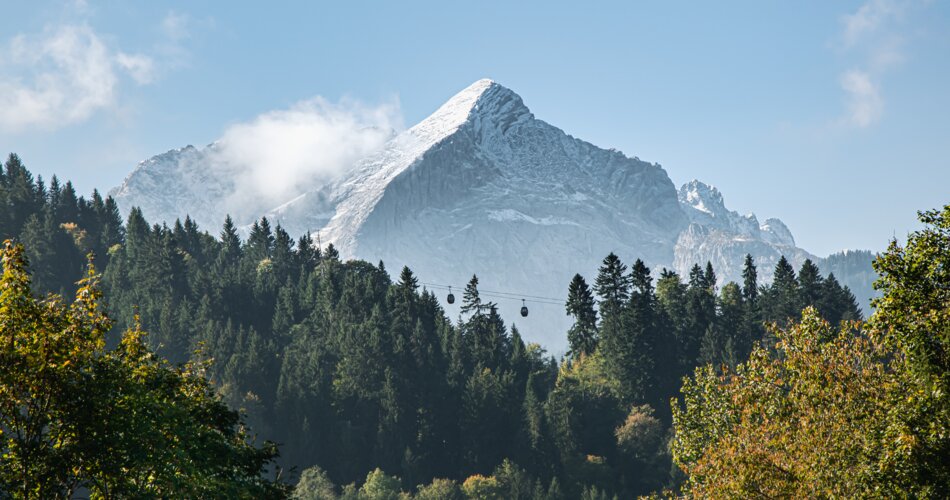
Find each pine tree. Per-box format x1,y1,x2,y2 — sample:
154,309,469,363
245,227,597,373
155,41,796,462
764,256,800,325
657,268,690,382
602,259,657,404
684,264,716,369
272,280,297,338
461,274,484,316
220,216,242,260
47,175,62,217
246,217,275,262
739,254,762,358
798,259,824,309
3,153,42,237
819,273,863,323
565,274,598,357
741,255,759,306
296,232,319,270
272,223,295,279
703,261,717,292
593,253,631,317
323,243,340,262
714,282,743,367
56,181,81,225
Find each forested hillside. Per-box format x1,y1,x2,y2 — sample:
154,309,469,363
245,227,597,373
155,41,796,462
10,151,945,499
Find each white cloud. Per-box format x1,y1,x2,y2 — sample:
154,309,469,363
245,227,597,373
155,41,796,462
213,97,403,208
155,10,196,70
869,36,905,71
116,51,156,84
0,25,118,132
834,0,914,128
842,0,901,47
0,10,191,133
71,0,89,11
840,70,882,128
161,11,191,43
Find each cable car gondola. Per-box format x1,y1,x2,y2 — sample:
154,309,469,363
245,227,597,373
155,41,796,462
520,299,529,317
446,286,455,304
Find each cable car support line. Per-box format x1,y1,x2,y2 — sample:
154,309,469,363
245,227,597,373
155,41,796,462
418,281,564,309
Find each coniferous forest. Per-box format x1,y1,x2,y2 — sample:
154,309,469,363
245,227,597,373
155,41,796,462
2,152,948,498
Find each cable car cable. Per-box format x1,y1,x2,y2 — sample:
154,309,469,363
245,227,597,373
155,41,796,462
419,281,564,304
418,281,564,308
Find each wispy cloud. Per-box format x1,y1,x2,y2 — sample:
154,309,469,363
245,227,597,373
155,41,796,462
116,51,156,84
214,96,404,211
161,11,191,43
842,0,901,47
155,11,196,70
840,70,883,128
0,11,191,133
835,0,916,129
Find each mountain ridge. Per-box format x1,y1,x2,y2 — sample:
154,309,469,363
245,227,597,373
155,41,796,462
111,79,875,350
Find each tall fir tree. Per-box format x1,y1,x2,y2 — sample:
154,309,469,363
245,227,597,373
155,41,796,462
461,274,485,316
684,264,716,370
593,253,631,318
565,274,598,357
763,256,801,325
798,259,824,309
602,259,657,404
738,254,763,359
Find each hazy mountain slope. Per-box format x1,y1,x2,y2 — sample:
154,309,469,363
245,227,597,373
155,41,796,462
819,249,879,312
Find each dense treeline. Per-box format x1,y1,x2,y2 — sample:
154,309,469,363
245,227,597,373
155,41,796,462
0,154,123,297
3,152,874,497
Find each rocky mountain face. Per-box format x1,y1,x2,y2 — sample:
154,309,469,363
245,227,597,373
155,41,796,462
111,79,874,352
110,144,238,232
674,180,815,284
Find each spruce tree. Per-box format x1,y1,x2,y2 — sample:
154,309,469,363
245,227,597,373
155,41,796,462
593,253,631,317
742,254,758,304
764,256,800,324
461,274,484,316
602,259,657,404
657,268,690,381
272,224,295,278
715,282,744,367
323,243,340,262
3,153,41,236
703,261,717,292
798,259,823,309
220,216,242,262
820,273,863,322
57,181,81,225
684,263,716,369
739,254,763,358
565,274,598,357
246,217,275,262
296,232,319,270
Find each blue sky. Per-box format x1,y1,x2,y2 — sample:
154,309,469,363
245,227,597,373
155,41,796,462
1,0,947,256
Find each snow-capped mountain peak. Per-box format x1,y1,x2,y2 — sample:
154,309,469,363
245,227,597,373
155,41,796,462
112,78,870,351
678,179,759,237
679,180,727,217
673,178,811,286
407,78,533,145
109,143,239,229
